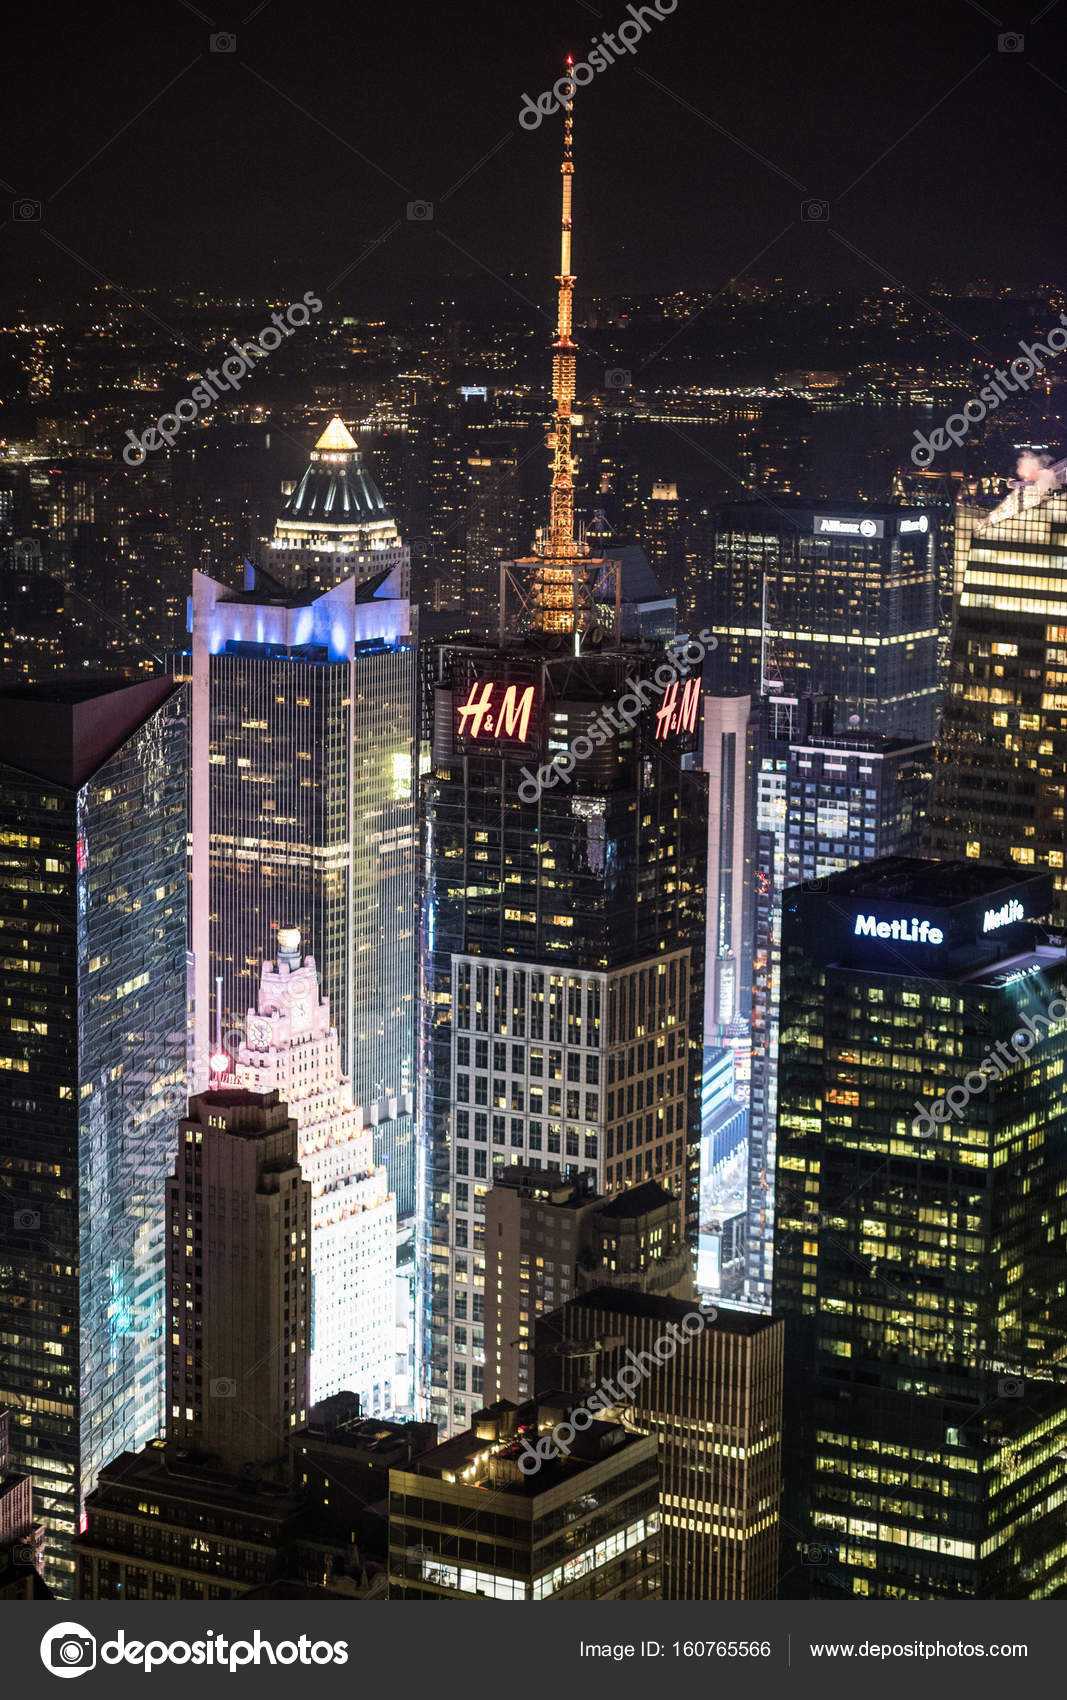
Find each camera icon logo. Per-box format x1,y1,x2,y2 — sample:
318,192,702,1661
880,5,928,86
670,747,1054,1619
14,1208,40,1230
12,199,42,222
605,367,631,390
210,31,237,51
801,198,830,222
998,1375,1025,1397
14,1544,37,1566
40,1623,97,1679
210,1376,237,1397
998,32,1024,51
407,200,434,222
801,1541,830,1565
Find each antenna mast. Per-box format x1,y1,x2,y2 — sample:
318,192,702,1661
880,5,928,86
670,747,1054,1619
531,62,599,638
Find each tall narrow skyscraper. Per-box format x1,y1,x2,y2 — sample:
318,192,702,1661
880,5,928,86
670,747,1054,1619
0,676,187,1594
167,1089,311,1469
189,564,417,1213
235,932,396,1411
417,84,708,1435
699,693,753,1048
746,699,930,1302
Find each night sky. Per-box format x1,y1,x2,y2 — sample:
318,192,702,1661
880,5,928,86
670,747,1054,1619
2,0,1065,313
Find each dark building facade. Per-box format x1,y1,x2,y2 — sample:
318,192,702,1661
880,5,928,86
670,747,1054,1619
166,1089,311,1469
0,676,187,1595
746,699,929,1302
701,502,939,740
773,859,1067,1598
76,1396,433,1602
417,641,708,1433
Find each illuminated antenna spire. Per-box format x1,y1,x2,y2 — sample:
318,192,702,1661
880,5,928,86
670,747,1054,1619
530,60,599,639
548,57,577,560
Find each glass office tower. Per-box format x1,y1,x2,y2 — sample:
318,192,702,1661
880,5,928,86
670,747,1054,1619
190,565,417,1215
927,470,1067,924
0,677,187,1594
773,858,1067,1598
418,643,708,1434
746,703,930,1302
702,502,939,739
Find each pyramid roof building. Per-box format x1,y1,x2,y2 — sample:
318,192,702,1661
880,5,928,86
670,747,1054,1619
267,418,408,597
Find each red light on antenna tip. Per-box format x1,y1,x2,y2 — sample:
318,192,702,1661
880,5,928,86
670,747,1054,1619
566,54,574,64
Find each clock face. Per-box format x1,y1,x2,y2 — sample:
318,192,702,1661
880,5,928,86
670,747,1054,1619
247,1017,271,1050
290,994,311,1030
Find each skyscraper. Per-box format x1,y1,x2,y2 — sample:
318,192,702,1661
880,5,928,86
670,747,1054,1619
927,459,1067,923
189,563,417,1213
78,1090,387,1602
419,653,707,1432
234,933,396,1412
266,417,410,599
167,1088,310,1468
773,859,1067,1598
702,501,940,739
746,700,930,1302
463,443,522,635
416,87,708,1435
0,676,187,1594
698,693,753,1047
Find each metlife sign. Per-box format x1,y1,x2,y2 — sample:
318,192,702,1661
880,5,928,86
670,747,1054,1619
983,897,1025,933
854,913,945,944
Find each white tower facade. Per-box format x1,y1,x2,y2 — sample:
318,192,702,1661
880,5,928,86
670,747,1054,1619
235,929,396,1412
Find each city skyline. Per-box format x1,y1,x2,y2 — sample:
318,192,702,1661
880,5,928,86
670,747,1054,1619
2,3,1067,1625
